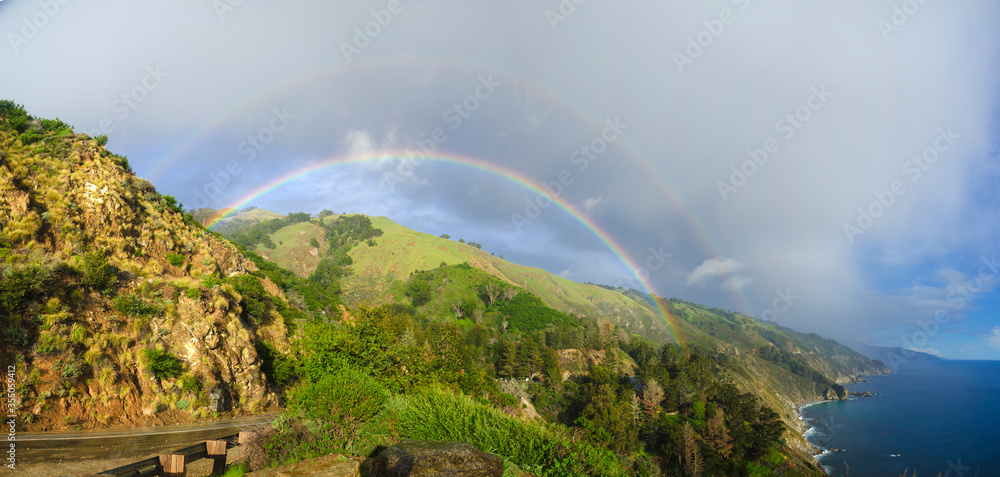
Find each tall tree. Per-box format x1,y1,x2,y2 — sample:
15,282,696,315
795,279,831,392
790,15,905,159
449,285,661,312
683,422,703,477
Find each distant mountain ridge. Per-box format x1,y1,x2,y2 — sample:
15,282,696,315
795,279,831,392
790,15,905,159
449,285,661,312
847,341,945,369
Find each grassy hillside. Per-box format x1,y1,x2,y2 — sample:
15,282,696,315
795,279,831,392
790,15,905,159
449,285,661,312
254,221,328,278
200,209,673,343
284,214,674,343
193,206,284,229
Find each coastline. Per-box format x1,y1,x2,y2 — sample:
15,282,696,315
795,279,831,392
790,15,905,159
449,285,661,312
794,372,891,476
795,399,837,476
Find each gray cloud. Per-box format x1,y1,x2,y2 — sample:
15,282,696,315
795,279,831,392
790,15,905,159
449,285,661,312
3,0,999,355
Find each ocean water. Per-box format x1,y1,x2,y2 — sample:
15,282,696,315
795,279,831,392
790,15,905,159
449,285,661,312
799,360,1000,477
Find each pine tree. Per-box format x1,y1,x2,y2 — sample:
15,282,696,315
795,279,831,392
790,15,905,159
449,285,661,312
643,378,664,418
683,422,703,477
705,407,733,458
497,340,517,378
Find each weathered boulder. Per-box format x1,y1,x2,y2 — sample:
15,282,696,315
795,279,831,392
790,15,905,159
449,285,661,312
371,440,503,477
274,454,361,477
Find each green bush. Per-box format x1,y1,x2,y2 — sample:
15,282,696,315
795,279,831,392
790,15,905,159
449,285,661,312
112,293,162,317
176,399,190,410
144,348,183,379
81,251,117,292
229,275,270,324
289,367,389,423
35,332,65,355
185,288,202,299
179,373,200,392
166,253,185,267
404,279,432,307
0,264,51,313
255,341,298,388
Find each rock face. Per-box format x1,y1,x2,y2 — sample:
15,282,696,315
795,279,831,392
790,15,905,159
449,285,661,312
371,440,503,477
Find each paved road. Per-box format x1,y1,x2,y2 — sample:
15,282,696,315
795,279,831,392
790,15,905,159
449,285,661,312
14,414,277,465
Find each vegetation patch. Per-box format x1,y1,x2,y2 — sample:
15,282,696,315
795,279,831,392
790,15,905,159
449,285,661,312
143,348,183,380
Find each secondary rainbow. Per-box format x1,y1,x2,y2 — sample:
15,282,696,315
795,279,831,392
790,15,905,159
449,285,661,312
142,54,752,316
207,149,685,345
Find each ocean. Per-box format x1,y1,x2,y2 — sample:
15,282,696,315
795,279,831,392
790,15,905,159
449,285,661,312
799,360,1000,477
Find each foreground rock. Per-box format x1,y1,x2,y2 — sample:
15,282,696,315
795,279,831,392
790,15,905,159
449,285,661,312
274,454,361,477
371,440,503,477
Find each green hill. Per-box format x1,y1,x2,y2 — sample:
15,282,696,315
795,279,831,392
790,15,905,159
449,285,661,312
202,211,674,343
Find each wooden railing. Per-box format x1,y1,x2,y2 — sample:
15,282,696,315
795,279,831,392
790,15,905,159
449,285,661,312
83,432,254,477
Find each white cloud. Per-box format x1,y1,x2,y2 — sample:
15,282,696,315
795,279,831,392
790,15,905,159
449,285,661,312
686,258,750,289
582,195,611,213
989,327,1000,349
344,129,374,156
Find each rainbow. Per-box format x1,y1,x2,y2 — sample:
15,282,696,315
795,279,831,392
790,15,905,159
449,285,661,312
205,149,686,346
146,55,754,318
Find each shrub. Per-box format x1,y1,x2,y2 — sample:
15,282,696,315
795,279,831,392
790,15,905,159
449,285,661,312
179,373,200,392
94,135,109,146
54,355,89,382
35,332,65,355
166,253,185,267
255,341,298,388
404,279,432,307
229,275,270,324
3,326,31,349
176,399,190,410
185,288,202,299
81,251,117,292
289,367,389,423
144,348,183,379
309,237,319,248
112,293,162,317
0,264,51,313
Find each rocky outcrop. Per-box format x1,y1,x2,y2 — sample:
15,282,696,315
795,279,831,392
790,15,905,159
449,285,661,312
371,440,503,477
0,130,290,431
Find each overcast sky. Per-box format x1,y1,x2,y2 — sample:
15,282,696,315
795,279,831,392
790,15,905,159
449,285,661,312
3,1,999,359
